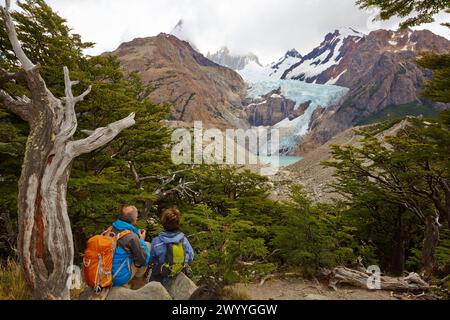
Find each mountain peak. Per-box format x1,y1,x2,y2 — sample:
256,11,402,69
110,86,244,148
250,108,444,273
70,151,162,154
285,48,302,59
322,28,364,43
207,47,262,71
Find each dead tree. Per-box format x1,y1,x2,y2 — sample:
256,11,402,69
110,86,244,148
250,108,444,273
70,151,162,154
127,162,196,217
328,267,429,292
0,0,135,300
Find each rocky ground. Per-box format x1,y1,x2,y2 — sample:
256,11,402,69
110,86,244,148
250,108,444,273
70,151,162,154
231,278,421,300
269,125,361,203
270,119,410,203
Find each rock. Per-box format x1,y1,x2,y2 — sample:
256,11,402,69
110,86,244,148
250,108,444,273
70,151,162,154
79,282,172,300
302,294,331,300
166,273,198,300
78,288,96,301
243,88,311,127
106,282,172,301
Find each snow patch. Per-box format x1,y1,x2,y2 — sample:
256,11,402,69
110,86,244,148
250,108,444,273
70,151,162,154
325,69,347,85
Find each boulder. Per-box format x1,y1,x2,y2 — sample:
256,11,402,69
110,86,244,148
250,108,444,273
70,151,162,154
166,273,198,300
107,282,172,300
78,282,172,300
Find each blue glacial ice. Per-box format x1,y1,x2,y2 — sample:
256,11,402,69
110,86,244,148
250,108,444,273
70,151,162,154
246,80,349,153
247,80,349,109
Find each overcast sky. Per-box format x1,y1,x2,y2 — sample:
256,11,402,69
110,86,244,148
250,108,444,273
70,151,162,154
42,0,450,64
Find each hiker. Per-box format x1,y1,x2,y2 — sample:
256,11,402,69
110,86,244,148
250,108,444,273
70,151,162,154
111,205,151,288
150,207,194,285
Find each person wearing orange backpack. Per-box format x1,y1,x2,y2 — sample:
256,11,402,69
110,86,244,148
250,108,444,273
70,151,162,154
111,205,151,288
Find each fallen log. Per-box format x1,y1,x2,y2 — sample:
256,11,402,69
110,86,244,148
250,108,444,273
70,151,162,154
328,267,429,292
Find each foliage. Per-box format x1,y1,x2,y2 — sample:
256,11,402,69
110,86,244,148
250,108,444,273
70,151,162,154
436,227,450,276
159,165,280,285
324,112,450,275
183,204,275,285
356,0,450,28
417,52,450,104
0,0,172,262
272,186,360,276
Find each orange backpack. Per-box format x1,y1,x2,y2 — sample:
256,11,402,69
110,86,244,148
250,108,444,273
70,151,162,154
83,226,131,291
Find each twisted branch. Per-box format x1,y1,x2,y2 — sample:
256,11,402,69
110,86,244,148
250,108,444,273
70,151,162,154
57,67,92,142
68,112,136,158
0,0,35,71
0,89,33,122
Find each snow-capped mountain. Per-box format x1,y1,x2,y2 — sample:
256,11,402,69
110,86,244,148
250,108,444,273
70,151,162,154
219,28,364,84
297,28,450,154
237,48,304,82
269,49,303,78
282,28,364,84
207,47,262,71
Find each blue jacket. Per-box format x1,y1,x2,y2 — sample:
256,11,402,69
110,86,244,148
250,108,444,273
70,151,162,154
111,220,151,287
150,231,194,266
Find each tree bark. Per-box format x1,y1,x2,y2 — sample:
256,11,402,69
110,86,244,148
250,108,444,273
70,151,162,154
1,1,136,300
329,267,429,292
422,214,440,279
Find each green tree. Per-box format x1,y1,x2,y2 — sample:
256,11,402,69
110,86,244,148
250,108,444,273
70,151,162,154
183,204,275,285
324,115,450,277
272,186,359,276
417,52,450,103
356,0,450,28
0,0,93,260
0,0,173,298
150,165,281,285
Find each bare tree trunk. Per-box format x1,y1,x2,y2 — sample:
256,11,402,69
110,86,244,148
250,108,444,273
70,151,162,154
422,214,439,279
1,0,136,299
329,267,429,292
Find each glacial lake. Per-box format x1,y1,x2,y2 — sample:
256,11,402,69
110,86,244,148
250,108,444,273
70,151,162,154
258,156,303,168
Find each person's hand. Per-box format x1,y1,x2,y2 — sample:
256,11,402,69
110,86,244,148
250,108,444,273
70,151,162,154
139,229,147,240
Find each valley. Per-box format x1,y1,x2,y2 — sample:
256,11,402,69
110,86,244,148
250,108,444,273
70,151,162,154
110,21,450,174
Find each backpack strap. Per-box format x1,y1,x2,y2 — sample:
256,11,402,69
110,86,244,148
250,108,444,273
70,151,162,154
101,226,115,237
116,229,132,240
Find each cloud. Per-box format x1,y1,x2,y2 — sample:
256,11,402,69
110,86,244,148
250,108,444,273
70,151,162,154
45,0,450,64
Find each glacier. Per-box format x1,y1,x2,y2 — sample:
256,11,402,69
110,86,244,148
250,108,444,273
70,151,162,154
247,80,348,109
245,80,349,153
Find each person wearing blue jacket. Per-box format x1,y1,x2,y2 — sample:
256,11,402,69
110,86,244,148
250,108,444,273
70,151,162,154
111,206,151,288
150,207,194,285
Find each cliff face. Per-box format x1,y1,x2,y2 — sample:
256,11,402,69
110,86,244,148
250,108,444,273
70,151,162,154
242,89,310,127
112,34,248,128
295,29,450,154
282,28,365,84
